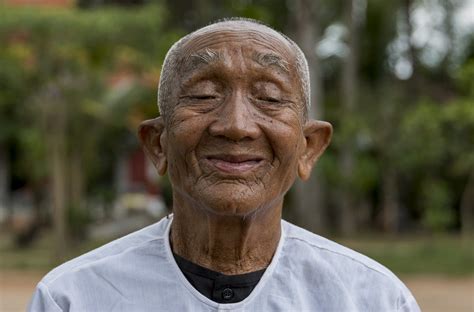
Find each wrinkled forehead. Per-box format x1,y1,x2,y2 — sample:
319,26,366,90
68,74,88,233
178,22,296,64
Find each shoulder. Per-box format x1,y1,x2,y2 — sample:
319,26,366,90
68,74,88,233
282,220,399,279
280,220,419,311
41,216,171,287
29,217,173,311
282,220,396,279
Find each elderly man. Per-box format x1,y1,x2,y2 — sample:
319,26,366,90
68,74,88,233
29,18,419,311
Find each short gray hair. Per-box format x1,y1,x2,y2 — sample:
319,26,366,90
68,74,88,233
157,18,310,121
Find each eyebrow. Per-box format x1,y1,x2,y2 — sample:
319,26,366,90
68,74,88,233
183,49,223,72
252,52,290,73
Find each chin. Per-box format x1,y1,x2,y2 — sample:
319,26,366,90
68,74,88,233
194,183,271,217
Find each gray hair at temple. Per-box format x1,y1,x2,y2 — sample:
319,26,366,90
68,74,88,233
157,18,311,121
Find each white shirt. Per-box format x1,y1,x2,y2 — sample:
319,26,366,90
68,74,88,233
29,216,420,311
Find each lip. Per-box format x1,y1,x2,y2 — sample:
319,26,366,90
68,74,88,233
204,154,264,174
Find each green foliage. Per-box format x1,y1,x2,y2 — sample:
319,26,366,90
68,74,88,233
67,204,93,241
395,99,474,175
396,101,446,171
352,154,379,193
441,99,474,176
456,59,474,96
0,5,174,236
15,128,47,182
420,180,455,231
386,98,473,231
0,5,169,155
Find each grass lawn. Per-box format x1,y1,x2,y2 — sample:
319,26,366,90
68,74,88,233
0,230,109,271
339,234,474,276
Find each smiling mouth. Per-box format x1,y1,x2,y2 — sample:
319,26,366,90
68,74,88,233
205,154,264,174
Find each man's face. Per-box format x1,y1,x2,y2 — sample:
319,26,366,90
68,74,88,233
162,26,309,216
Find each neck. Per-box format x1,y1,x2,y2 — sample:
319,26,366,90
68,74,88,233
170,195,282,275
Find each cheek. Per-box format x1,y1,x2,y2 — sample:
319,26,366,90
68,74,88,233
166,114,209,178
165,140,185,182
262,119,304,186
265,119,303,163
169,112,208,150
170,107,209,136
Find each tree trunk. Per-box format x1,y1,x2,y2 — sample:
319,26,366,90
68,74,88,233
381,166,400,233
47,87,68,262
0,145,9,218
69,149,86,241
51,130,67,261
460,169,474,236
289,0,327,234
403,0,420,92
70,151,84,212
338,0,359,236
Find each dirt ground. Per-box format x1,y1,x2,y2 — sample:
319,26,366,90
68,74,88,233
401,275,474,312
0,270,473,311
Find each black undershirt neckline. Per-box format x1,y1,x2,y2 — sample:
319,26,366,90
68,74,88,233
173,253,266,304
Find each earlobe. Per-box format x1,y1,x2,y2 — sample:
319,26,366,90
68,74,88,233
298,120,332,181
138,117,168,176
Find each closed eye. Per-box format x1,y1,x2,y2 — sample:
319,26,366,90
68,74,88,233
190,95,216,100
258,97,280,103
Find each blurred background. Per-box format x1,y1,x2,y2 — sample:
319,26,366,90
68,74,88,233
0,0,473,311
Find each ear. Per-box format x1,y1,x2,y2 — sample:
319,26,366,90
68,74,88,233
298,120,332,181
138,117,167,176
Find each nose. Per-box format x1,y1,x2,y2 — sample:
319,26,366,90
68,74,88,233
208,91,261,141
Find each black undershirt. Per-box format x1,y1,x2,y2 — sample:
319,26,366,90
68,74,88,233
173,253,266,303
